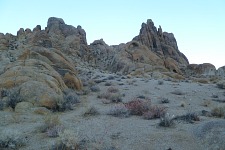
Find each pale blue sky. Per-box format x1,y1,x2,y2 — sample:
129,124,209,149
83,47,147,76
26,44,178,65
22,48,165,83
0,0,224,68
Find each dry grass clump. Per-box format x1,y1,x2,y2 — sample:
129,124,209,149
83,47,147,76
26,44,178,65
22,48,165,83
158,80,164,85
0,100,4,110
202,99,211,107
180,101,186,107
98,87,122,103
124,98,151,116
143,105,167,120
107,104,130,118
161,98,170,104
159,113,175,127
58,89,80,111
104,82,112,86
42,115,64,137
194,78,209,84
212,99,225,103
51,130,80,150
98,92,122,103
0,129,27,149
211,106,225,118
6,88,22,110
211,93,219,98
107,87,119,93
33,107,51,115
174,112,200,123
217,81,225,89
83,106,99,117
90,85,100,92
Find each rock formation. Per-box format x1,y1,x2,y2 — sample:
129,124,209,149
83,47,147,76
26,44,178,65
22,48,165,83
0,17,83,110
88,19,190,76
132,19,189,71
184,63,217,77
0,17,224,110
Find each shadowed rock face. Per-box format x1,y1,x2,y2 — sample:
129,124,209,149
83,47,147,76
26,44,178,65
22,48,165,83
217,66,225,76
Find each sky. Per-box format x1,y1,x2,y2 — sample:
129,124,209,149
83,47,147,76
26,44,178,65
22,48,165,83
0,0,224,68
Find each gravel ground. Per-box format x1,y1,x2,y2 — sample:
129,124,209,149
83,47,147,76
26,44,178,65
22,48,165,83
0,70,225,150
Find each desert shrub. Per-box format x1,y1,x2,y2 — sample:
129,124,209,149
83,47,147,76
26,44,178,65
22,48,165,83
195,78,209,84
174,112,200,123
143,105,166,119
105,82,112,86
108,104,130,118
107,87,119,93
82,89,91,95
52,130,79,150
201,110,212,117
98,92,110,99
202,100,211,107
60,89,80,111
217,81,225,89
83,106,99,117
88,79,96,86
0,88,9,98
159,113,175,127
94,79,104,84
107,75,115,80
109,93,122,103
44,115,61,129
33,107,51,115
158,80,164,85
98,92,122,103
161,98,169,104
171,89,185,95
124,98,151,116
0,129,27,149
42,115,64,137
90,85,100,92
0,100,4,110
6,89,22,109
212,99,225,103
47,125,65,138
211,106,225,118
137,95,146,99
211,94,219,98
180,101,186,107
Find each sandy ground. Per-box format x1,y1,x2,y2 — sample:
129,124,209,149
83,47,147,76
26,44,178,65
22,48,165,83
1,69,225,150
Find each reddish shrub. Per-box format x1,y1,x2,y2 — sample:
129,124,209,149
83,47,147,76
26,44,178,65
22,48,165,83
107,87,119,93
143,105,166,120
124,98,151,115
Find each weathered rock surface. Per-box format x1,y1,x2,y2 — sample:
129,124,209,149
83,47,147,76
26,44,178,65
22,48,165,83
216,66,225,76
133,19,189,68
0,17,83,110
185,63,217,77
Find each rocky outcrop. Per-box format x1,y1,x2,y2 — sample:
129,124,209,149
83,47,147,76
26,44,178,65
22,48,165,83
46,17,89,61
185,63,217,77
216,66,225,77
87,19,189,76
133,19,189,72
110,41,166,75
88,39,115,69
0,17,83,110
